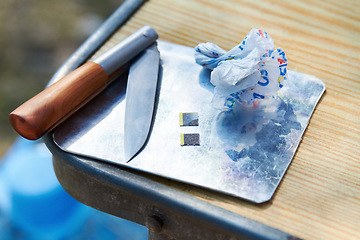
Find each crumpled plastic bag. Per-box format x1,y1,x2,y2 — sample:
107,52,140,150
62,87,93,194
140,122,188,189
195,28,288,110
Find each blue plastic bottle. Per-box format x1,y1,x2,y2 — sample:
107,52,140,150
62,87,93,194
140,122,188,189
0,138,147,240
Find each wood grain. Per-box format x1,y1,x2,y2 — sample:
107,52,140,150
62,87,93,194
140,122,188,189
9,61,109,140
92,0,360,239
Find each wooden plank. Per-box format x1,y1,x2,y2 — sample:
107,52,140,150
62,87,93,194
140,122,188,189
93,0,360,239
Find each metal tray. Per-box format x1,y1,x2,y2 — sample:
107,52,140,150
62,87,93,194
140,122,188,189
54,41,325,203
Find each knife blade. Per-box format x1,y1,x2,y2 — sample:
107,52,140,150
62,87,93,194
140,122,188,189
124,44,160,161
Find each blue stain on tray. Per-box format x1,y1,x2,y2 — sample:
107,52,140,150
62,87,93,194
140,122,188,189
219,98,301,182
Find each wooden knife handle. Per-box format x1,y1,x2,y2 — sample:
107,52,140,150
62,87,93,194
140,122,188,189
9,61,109,140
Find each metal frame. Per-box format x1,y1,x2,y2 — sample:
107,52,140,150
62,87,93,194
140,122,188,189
44,1,299,239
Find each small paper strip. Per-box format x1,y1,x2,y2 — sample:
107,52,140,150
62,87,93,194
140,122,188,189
180,133,200,146
179,112,199,126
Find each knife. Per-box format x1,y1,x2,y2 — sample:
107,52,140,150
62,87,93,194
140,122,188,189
124,44,160,161
9,26,158,140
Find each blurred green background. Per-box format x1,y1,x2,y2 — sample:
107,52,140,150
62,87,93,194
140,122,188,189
0,0,121,157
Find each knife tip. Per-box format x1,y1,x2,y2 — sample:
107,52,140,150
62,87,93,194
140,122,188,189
124,148,137,163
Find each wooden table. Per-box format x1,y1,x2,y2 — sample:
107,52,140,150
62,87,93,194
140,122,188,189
84,0,360,239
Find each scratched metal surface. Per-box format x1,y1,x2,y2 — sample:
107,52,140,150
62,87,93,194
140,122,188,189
54,41,325,203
